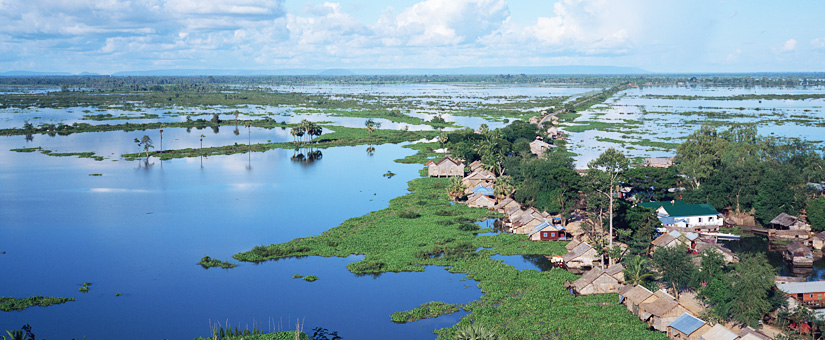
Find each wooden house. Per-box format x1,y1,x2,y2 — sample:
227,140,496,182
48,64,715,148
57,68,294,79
620,285,654,316
777,280,825,308
737,327,771,340
426,157,465,177
529,138,554,157
667,313,710,340
652,230,689,252
494,198,518,213
467,193,496,209
696,324,738,340
569,264,626,295
528,218,568,241
562,242,600,270
813,231,825,250
463,169,496,193
784,241,814,268
771,213,811,231
643,157,675,168
469,160,484,172
639,290,690,331
694,241,739,264
565,238,582,251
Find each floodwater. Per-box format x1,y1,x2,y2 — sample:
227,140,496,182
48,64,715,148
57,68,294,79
0,138,478,340
566,85,825,167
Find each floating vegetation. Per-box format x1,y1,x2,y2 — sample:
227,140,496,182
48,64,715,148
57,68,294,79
0,296,76,311
292,274,303,279
391,301,461,323
303,275,318,282
79,282,92,293
382,171,396,178
89,173,102,176
197,255,238,269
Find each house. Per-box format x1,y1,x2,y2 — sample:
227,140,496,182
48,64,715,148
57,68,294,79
737,327,771,340
696,324,738,340
639,290,690,331
652,230,690,251
644,157,675,168
620,285,654,316
771,213,811,231
547,126,562,139
777,280,825,308
813,231,825,250
529,137,554,157
471,184,495,197
784,241,814,268
565,238,582,251
469,160,484,172
463,169,496,193
693,241,739,264
426,157,465,177
467,193,496,209
667,313,711,340
569,264,626,295
638,201,723,231
562,242,600,269
528,221,568,241
494,198,518,213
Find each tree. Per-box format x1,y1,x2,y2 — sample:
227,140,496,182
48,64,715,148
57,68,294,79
134,135,153,160
623,166,679,201
754,163,804,225
623,255,655,286
675,125,727,188
586,148,629,249
728,253,776,327
652,245,697,298
493,175,514,199
477,132,507,176
447,177,466,200
290,127,304,143
199,134,205,151
808,197,825,231
364,118,381,135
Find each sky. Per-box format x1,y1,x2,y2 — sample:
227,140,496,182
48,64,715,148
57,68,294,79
1,0,824,74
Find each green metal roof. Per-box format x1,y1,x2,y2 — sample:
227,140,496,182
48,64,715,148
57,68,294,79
638,201,719,217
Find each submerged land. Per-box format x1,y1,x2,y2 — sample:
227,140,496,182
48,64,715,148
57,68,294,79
2,74,825,339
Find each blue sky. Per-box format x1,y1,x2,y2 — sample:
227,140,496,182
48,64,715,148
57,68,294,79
1,0,824,74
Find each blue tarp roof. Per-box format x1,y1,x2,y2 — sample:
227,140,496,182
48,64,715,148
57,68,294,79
472,184,494,196
669,313,705,335
528,221,555,236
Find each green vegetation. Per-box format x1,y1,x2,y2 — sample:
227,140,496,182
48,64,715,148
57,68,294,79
0,296,75,311
79,282,92,293
123,126,438,160
391,301,461,323
643,93,825,101
11,147,104,161
234,176,665,339
303,275,318,282
197,255,238,269
195,330,309,340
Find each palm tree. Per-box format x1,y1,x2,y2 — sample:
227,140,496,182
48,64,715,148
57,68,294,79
291,127,304,144
455,323,498,340
159,127,164,153
623,255,655,286
365,118,381,135
199,134,205,152
134,135,153,160
447,177,467,200
493,175,514,199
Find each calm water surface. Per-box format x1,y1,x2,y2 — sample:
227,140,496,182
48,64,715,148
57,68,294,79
0,140,479,339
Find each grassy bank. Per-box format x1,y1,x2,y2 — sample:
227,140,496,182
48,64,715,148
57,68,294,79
0,296,75,312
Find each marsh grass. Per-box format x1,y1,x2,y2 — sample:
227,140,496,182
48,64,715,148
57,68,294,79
0,296,75,312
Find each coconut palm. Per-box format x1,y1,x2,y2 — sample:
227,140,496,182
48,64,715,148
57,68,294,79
134,135,153,160
447,177,467,200
455,323,498,340
365,118,381,135
199,134,205,151
493,175,514,199
623,255,655,286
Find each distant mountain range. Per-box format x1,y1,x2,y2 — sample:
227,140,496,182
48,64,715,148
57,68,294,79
1,66,650,77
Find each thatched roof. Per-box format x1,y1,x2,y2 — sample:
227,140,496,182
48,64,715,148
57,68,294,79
787,241,808,255
494,197,514,210
562,242,595,262
738,327,771,340
621,285,654,305
572,267,608,291
565,238,582,251
469,160,484,171
640,291,679,317
771,213,800,227
652,233,677,247
426,156,464,166
605,263,626,281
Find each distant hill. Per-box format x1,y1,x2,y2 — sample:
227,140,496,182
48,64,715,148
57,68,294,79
0,71,73,76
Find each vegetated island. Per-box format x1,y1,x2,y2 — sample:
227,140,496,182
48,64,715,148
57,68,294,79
0,296,76,312
197,256,238,269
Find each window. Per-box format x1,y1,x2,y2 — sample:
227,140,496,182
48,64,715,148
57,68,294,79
551,232,556,237
709,217,714,221
698,218,703,223
542,232,548,237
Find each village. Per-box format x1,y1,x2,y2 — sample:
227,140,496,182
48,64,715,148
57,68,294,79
425,119,825,340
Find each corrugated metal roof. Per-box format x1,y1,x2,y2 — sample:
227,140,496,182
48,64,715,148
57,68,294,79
638,200,686,209
669,313,706,335
662,203,720,218
777,281,825,294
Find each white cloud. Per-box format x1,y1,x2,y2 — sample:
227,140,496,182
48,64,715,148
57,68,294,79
781,38,797,52
376,0,509,46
